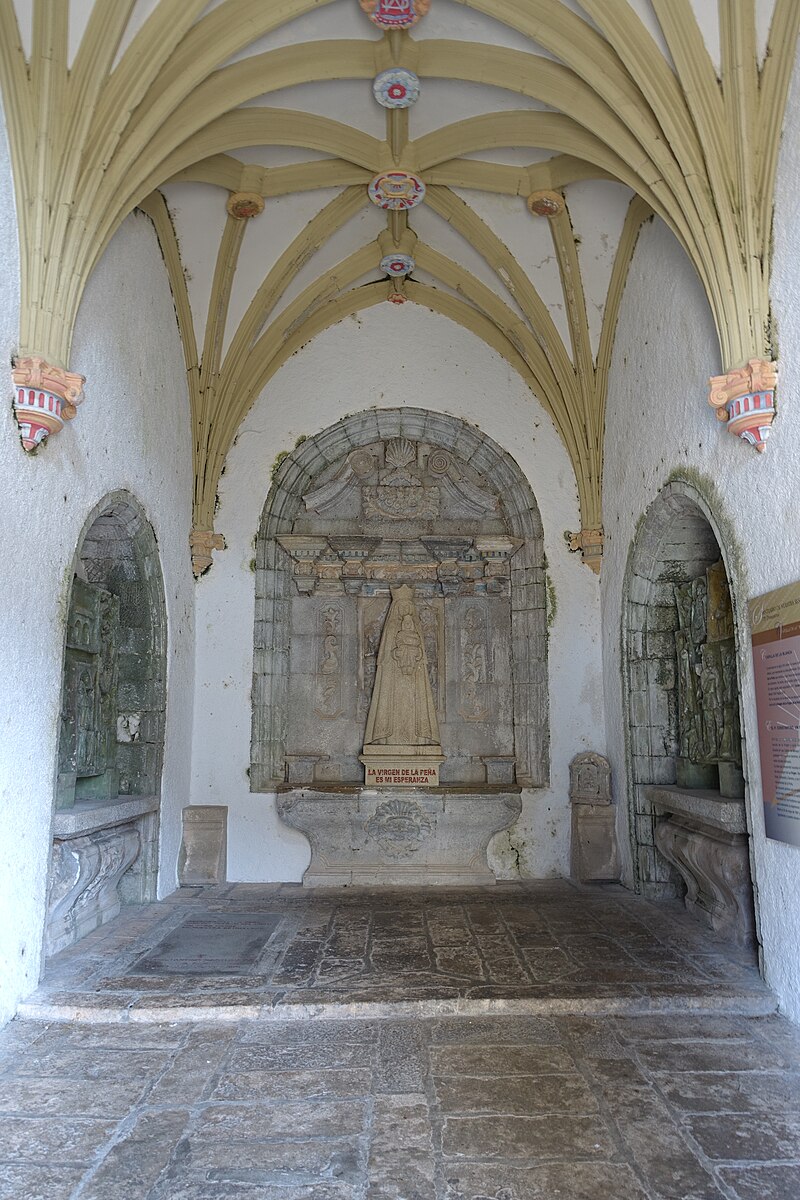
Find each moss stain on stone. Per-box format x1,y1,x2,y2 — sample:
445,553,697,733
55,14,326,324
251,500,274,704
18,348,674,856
546,571,557,630
270,450,289,481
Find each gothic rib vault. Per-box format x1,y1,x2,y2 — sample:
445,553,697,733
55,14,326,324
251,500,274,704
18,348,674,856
0,0,796,574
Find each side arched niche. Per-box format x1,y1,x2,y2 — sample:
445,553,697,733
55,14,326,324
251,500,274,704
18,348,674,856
47,492,167,956
251,408,549,794
623,480,755,943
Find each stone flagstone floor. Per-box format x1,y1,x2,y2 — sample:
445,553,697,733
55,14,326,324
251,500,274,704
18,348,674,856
2,883,799,1198
1,1010,799,1199
19,882,774,1022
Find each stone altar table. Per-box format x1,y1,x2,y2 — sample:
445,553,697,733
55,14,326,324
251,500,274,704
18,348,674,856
646,784,755,945
276,785,522,886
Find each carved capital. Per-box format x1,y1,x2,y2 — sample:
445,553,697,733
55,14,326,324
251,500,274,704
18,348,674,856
708,358,778,452
12,355,86,452
566,528,604,574
190,528,225,577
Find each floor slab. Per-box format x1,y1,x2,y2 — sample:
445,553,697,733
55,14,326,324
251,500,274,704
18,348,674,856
19,882,775,1023
1,1011,799,1199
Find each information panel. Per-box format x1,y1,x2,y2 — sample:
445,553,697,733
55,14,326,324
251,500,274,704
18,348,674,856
750,581,800,847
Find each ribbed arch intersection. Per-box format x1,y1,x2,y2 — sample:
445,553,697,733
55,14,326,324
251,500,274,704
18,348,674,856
0,0,796,572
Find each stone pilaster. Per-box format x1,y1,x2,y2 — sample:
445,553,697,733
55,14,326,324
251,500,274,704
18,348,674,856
12,356,85,452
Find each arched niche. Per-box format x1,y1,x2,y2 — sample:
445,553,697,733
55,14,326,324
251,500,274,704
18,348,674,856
251,408,549,793
623,480,755,943
47,492,167,956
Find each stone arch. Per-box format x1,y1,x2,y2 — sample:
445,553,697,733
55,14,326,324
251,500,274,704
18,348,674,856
623,479,755,940
251,407,548,792
47,491,167,956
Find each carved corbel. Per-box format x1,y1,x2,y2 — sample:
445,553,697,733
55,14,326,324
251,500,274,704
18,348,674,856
190,528,225,577
12,356,85,452
566,528,604,574
708,358,778,452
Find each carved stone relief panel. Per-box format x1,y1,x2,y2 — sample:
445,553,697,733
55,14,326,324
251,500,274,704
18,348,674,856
458,604,491,722
57,578,120,808
315,602,344,719
674,561,742,795
417,598,445,717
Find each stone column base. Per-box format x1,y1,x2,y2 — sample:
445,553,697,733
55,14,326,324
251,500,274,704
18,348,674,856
276,786,522,887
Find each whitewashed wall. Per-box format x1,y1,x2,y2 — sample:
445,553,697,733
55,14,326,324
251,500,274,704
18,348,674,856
192,303,606,883
602,68,800,1023
0,107,194,1025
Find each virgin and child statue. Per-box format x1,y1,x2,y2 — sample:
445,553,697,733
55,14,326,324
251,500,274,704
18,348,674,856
361,585,443,787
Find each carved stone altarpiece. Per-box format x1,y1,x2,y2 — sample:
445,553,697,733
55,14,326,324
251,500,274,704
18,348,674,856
255,416,544,887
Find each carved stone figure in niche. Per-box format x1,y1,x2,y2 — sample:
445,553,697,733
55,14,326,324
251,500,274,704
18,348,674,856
673,561,743,797
364,585,440,749
699,644,722,758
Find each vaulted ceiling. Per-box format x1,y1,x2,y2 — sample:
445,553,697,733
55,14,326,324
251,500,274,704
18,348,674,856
1,0,796,573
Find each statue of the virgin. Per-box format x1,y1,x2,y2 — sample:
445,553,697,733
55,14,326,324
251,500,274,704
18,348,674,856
363,584,441,751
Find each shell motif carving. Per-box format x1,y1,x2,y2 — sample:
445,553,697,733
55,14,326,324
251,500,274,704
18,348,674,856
385,437,416,470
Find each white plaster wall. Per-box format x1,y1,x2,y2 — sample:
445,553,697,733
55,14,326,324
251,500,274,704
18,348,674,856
0,105,194,1024
192,303,606,882
602,63,800,1024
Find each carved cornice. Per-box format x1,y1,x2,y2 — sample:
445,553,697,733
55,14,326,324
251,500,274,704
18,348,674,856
11,356,85,452
276,533,519,597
